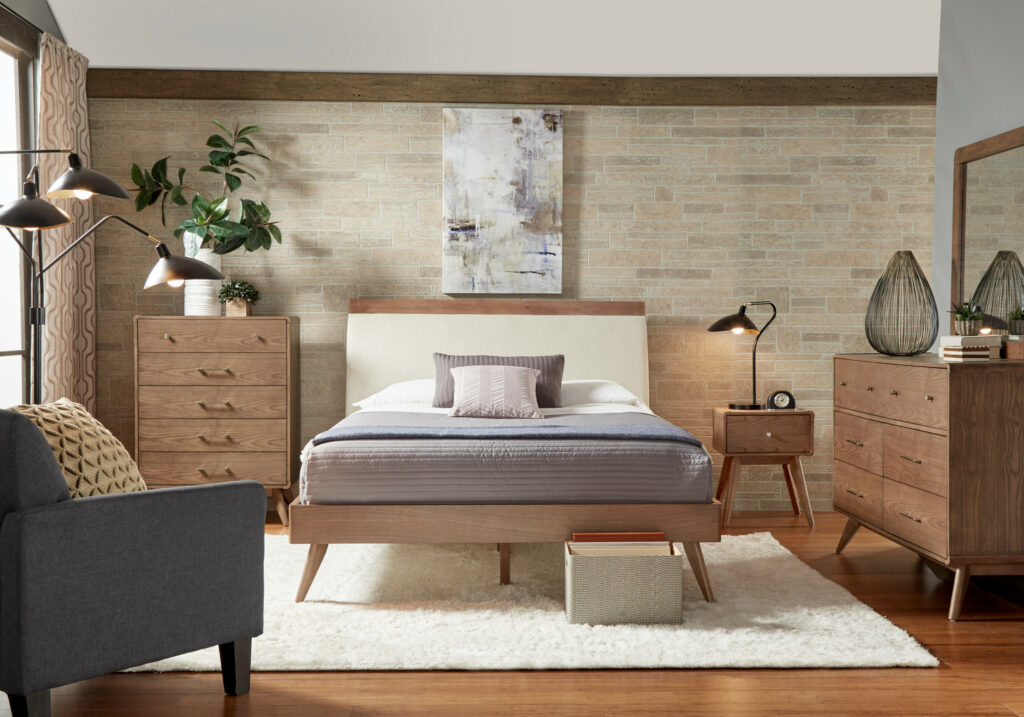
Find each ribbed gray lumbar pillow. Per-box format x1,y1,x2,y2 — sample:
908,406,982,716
433,353,564,408
448,365,543,419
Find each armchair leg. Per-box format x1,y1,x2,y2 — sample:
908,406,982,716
8,690,50,717
219,638,252,696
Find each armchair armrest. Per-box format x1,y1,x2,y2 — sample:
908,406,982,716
0,481,265,696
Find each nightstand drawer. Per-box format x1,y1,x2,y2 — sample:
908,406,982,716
137,318,287,353
139,451,289,487
138,353,287,386
882,479,948,558
834,411,883,474
883,424,948,498
834,461,884,525
835,359,947,430
138,385,287,419
138,419,288,452
724,413,812,454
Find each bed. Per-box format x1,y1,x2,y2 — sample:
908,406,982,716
289,299,721,602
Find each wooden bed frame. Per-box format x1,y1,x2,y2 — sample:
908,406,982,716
289,299,721,603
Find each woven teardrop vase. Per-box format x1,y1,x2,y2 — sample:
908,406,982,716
969,250,1024,332
864,251,939,356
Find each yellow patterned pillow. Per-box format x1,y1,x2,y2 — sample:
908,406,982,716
9,398,147,497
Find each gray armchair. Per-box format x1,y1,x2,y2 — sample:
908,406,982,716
0,410,265,717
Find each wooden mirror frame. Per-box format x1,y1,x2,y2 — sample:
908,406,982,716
951,124,1024,310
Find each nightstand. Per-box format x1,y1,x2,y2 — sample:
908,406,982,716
711,407,815,528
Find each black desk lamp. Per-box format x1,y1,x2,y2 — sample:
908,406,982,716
707,301,777,410
0,148,224,403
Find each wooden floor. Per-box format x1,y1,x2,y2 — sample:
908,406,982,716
21,511,1024,717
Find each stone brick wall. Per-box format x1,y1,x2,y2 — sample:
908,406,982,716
89,99,935,510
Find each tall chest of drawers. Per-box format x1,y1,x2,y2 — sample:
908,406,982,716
135,316,299,524
833,353,1024,620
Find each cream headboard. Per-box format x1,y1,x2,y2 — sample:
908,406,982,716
345,300,648,416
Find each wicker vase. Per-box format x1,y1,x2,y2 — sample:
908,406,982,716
864,251,939,356
970,250,1024,332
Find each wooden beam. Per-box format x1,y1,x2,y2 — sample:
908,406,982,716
87,70,936,106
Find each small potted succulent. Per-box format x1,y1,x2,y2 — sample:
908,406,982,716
949,302,984,336
218,280,260,317
1010,305,1024,336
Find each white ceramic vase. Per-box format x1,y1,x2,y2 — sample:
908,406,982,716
182,232,223,316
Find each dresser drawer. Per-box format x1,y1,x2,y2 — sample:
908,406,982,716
139,451,289,487
882,479,948,557
723,413,812,454
137,318,287,353
138,419,288,452
834,461,884,525
834,411,883,474
883,424,948,498
835,360,947,430
138,353,287,386
138,385,287,419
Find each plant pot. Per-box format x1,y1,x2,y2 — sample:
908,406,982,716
182,236,223,316
225,299,252,317
955,319,982,336
1009,319,1024,336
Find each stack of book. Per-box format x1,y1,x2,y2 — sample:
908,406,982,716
940,335,1002,362
567,531,673,556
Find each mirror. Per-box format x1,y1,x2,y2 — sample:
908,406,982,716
953,125,1024,333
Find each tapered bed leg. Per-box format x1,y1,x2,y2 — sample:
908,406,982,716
499,542,511,585
682,542,714,602
8,691,50,717
219,638,252,696
949,566,971,621
295,543,328,602
835,518,860,553
715,456,733,502
272,489,289,526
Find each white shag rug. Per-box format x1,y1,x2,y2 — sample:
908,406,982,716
134,532,936,671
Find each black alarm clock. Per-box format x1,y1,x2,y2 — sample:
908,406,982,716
766,390,796,410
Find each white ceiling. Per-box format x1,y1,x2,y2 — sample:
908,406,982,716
48,0,941,76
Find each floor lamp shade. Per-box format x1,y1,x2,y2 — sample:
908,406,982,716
969,250,1024,332
864,251,938,356
0,182,71,230
46,153,131,200
144,244,225,289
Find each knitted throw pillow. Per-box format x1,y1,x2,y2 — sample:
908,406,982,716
9,398,147,497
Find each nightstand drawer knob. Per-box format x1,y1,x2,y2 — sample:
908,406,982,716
865,385,873,391
890,389,899,396
252,333,262,340
765,432,773,438
163,333,172,340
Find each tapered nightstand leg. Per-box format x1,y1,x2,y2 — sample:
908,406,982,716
835,518,860,553
781,462,801,515
788,457,815,528
949,566,971,621
272,489,289,526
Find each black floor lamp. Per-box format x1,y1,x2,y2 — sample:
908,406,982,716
0,149,223,404
707,301,777,410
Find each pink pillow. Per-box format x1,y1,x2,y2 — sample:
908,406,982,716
448,365,543,419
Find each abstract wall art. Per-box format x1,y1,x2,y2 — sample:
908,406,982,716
442,107,563,294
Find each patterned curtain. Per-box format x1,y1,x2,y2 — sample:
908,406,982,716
37,33,96,410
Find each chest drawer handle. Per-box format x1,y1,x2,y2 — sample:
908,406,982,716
899,511,923,523
252,333,262,340
197,434,232,443
889,389,898,396
925,394,934,402
198,367,233,375
197,466,233,475
196,400,232,409
839,381,847,387
844,488,865,499
163,333,173,340
844,438,865,448
865,385,873,391
899,455,923,465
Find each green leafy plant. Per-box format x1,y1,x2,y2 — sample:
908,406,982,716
1010,305,1024,321
949,302,984,321
218,280,260,305
129,121,281,255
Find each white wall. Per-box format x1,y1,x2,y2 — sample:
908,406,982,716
49,0,940,75
932,0,1024,314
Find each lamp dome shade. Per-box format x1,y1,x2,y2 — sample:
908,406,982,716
707,305,759,334
0,182,71,229
45,153,131,200
144,243,225,289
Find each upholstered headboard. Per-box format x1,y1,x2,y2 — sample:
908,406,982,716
345,299,648,416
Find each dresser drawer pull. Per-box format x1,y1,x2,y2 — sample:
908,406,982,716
899,511,923,523
197,434,232,443
196,400,232,409
197,367,233,375
899,455,923,465
865,385,873,391
925,394,934,402
844,488,865,499
197,466,233,475
889,389,898,396
252,333,262,340
163,333,173,340
844,438,865,448
839,381,847,387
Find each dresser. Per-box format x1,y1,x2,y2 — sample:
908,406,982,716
134,316,299,525
833,354,1024,620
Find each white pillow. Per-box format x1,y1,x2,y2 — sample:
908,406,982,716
449,365,543,419
353,378,435,409
560,379,643,407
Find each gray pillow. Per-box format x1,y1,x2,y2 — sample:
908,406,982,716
432,353,564,408
448,365,543,419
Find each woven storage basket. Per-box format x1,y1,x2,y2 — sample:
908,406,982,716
564,543,683,625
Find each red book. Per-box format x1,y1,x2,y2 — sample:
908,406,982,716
571,531,667,542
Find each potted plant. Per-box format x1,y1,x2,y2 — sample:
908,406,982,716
949,302,984,336
218,280,260,317
129,121,282,316
1010,305,1024,336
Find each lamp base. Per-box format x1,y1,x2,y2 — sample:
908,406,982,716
728,401,765,410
